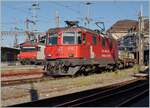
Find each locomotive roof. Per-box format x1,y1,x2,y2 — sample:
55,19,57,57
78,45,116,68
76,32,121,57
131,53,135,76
19,40,38,47
47,26,97,34
48,27,97,34
47,26,115,39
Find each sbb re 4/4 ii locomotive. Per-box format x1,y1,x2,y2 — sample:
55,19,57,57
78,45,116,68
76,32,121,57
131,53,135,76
17,36,46,65
17,42,39,65
44,21,118,75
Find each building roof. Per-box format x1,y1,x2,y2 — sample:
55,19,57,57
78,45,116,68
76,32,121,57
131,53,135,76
107,19,149,33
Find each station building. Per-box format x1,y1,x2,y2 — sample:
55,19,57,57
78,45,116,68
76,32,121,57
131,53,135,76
107,19,149,65
1,46,20,62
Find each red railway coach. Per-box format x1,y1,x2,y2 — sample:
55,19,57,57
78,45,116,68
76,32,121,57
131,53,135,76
44,21,118,75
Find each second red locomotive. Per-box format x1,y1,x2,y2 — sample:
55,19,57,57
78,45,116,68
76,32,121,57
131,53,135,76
17,35,46,65
44,21,118,75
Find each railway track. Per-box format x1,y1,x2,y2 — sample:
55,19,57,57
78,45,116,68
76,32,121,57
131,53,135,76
9,79,149,107
1,71,45,86
68,80,148,107
1,75,70,87
1,71,44,77
2,67,148,86
2,76,53,86
55,79,149,107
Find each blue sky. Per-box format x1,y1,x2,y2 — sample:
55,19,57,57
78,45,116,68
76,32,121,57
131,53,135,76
1,0,149,47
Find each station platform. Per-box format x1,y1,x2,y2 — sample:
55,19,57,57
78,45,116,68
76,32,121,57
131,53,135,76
133,67,149,78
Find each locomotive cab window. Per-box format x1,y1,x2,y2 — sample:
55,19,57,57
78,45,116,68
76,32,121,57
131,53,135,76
48,33,58,45
92,36,97,45
63,32,75,44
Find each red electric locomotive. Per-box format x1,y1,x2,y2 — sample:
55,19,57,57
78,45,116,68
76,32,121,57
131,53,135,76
17,41,38,65
44,21,118,75
17,36,46,65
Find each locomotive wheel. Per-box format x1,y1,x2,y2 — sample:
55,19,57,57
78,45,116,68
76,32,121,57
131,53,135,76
25,59,30,65
46,64,81,76
82,65,96,76
55,66,81,76
118,63,124,69
20,60,25,65
67,66,81,76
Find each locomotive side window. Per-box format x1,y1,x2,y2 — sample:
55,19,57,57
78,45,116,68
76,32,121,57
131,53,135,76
63,32,75,44
77,32,82,44
92,36,97,45
49,33,58,45
109,39,113,49
83,34,86,44
102,37,106,48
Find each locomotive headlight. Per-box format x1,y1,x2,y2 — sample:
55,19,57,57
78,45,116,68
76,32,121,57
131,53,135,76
47,54,51,57
69,54,74,57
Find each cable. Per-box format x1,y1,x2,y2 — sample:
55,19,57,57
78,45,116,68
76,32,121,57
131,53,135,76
113,1,138,19
51,2,82,16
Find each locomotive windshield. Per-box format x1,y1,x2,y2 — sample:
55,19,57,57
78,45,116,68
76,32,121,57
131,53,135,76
63,32,75,44
49,33,58,45
63,32,82,44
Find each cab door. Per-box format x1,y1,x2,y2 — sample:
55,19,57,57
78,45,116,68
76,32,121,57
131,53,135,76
88,33,98,59
37,37,46,60
37,45,45,60
90,35,97,58
80,33,90,58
